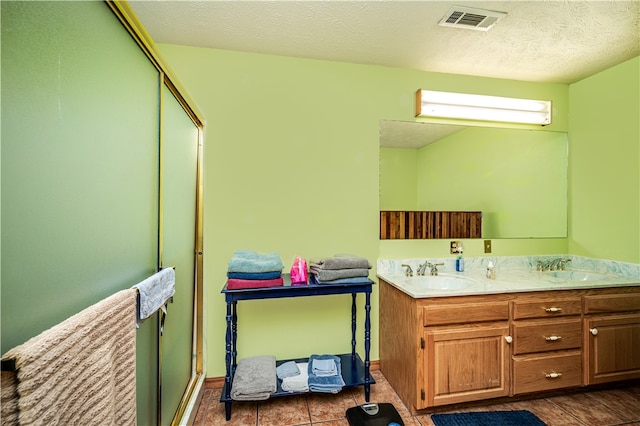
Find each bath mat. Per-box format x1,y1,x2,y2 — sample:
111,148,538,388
431,410,546,426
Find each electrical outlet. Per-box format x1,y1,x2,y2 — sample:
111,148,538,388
450,241,461,254
484,239,492,253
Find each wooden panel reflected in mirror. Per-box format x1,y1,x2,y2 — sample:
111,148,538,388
380,211,482,239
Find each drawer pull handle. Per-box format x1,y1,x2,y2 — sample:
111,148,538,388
545,372,562,379
590,328,598,336
545,335,562,341
545,307,562,313
504,336,513,344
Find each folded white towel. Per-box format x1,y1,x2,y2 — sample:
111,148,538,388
132,268,175,326
281,362,309,393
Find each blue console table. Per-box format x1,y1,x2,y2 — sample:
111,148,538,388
220,276,375,420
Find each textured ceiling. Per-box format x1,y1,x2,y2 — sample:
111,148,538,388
129,1,640,148
130,0,640,84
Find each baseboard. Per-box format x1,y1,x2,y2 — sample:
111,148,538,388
205,360,380,389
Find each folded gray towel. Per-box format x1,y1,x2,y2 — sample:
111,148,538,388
231,355,276,401
310,267,370,282
314,256,371,270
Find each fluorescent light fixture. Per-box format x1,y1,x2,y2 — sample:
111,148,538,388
415,90,552,125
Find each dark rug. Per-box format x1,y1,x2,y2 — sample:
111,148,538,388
431,410,546,426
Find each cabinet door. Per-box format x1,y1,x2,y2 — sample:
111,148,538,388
423,324,510,408
584,314,640,385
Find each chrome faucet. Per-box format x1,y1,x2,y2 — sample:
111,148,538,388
401,264,413,277
536,258,572,271
417,261,429,276
550,258,571,271
427,262,444,276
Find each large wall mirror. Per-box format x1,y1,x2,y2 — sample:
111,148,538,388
379,120,568,239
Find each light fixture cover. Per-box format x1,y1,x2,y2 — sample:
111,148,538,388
416,90,552,125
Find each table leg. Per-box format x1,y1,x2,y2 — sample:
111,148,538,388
364,291,372,401
232,301,238,371
224,302,233,420
351,293,357,359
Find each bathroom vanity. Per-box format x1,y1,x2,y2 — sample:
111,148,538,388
378,256,640,414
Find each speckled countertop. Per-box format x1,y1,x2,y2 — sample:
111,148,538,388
377,255,640,298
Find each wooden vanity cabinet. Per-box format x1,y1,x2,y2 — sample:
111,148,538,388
511,294,583,394
583,292,640,385
379,280,510,411
380,281,640,414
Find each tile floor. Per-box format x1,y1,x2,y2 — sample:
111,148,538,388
192,370,640,426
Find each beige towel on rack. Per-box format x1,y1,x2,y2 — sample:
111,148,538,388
1,289,137,426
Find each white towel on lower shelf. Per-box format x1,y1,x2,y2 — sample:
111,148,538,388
132,268,175,325
281,362,309,393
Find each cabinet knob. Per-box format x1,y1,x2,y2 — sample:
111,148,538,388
505,336,513,344
545,372,562,379
545,335,562,341
590,328,598,336
545,307,562,313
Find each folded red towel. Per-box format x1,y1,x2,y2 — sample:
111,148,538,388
226,277,284,290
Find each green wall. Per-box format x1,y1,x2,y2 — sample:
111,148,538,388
568,56,640,263
158,44,571,377
379,147,418,210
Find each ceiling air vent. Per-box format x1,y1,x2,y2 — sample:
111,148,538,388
439,6,507,31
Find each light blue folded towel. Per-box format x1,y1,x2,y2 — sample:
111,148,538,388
276,360,300,380
312,358,337,377
132,268,175,326
227,250,284,273
308,354,345,394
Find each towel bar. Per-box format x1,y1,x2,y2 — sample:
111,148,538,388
1,358,16,372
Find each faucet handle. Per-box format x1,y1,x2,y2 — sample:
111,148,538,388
558,258,572,270
427,262,444,276
401,264,413,277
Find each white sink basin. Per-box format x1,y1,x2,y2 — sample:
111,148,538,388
403,274,472,290
545,270,614,281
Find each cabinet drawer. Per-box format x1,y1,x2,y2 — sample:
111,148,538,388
513,351,582,394
584,293,640,314
423,301,509,326
513,318,582,355
513,297,581,319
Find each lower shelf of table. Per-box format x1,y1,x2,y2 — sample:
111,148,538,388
220,353,375,402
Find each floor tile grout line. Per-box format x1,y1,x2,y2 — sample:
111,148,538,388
198,380,640,425
542,396,589,426
589,388,640,423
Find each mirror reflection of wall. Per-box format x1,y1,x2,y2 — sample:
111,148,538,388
380,121,568,239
